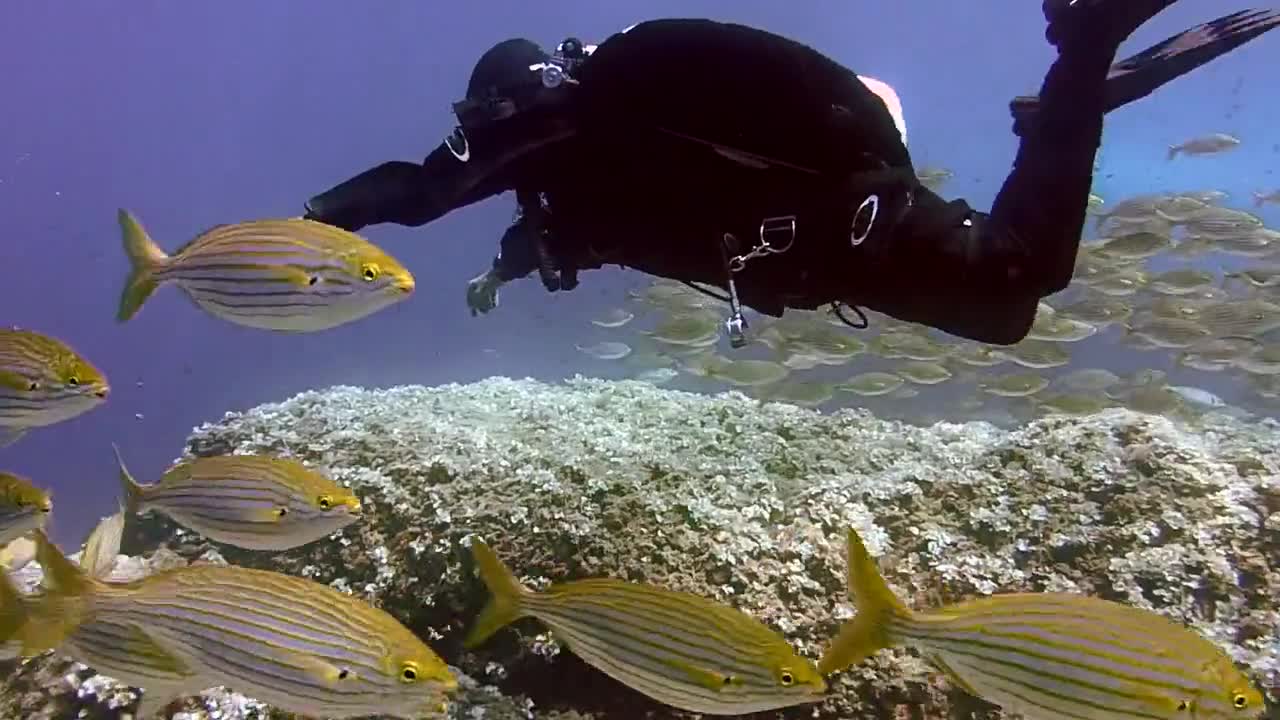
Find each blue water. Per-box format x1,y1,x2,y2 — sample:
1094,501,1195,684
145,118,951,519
2,1,1277,547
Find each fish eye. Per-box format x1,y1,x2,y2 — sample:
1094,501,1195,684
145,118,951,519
67,375,79,386
27,381,38,391
1177,700,1190,712
361,263,381,282
1233,694,1249,709
779,670,795,686
275,507,289,518
400,663,419,683
317,495,333,510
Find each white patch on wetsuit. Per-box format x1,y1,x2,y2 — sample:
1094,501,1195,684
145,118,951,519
621,22,639,33
445,127,469,162
857,75,907,147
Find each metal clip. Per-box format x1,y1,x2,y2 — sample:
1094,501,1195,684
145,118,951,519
726,216,797,274
759,215,796,253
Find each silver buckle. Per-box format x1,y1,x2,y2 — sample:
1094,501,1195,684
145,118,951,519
727,215,797,273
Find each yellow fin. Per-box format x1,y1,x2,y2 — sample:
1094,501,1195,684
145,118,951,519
463,540,529,648
667,658,735,691
0,563,31,647
929,653,981,697
113,443,147,516
248,506,289,523
817,528,912,675
117,209,170,322
297,653,355,684
0,370,31,392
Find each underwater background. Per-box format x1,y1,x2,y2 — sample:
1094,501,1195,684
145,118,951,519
2,1,1278,551
2,3,1280,720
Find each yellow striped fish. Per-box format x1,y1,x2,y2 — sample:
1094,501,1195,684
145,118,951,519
464,539,827,715
0,471,51,547
115,445,362,551
6,531,456,719
0,328,109,447
117,209,415,332
18,534,199,717
819,528,1264,720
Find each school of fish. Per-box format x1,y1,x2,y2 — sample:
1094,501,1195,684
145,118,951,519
0,21,1273,720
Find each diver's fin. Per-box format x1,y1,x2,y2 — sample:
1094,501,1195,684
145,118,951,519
1013,9,1280,133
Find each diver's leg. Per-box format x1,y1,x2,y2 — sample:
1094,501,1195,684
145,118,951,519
988,0,1179,297
1010,9,1280,136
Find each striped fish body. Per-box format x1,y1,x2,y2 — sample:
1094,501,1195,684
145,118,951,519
0,472,51,547
62,617,199,716
0,329,109,445
896,595,1256,720
465,541,827,716
819,529,1263,720
117,210,415,332
22,534,456,720
116,449,362,551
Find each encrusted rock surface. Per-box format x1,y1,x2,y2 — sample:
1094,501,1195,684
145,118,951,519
15,376,1277,719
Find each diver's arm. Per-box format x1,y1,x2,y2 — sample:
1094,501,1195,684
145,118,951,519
303,144,507,232
304,101,579,233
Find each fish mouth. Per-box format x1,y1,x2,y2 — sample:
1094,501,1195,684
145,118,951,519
393,276,416,294
93,386,110,399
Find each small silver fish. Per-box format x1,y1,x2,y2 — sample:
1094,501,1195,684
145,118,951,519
1251,189,1280,207
1167,133,1241,160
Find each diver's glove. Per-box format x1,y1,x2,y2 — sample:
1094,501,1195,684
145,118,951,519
466,269,503,317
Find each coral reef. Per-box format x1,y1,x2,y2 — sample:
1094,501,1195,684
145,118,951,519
10,376,1278,719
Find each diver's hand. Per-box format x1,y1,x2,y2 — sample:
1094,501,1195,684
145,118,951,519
466,270,503,317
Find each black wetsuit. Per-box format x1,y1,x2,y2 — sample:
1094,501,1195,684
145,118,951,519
303,6,1279,345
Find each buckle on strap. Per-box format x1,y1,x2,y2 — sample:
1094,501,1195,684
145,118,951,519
727,215,797,273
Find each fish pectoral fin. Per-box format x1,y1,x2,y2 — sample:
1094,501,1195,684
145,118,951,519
248,506,289,523
297,653,356,685
667,658,736,692
273,265,315,287
114,623,194,677
0,370,31,392
0,427,26,449
132,680,205,720
929,653,982,698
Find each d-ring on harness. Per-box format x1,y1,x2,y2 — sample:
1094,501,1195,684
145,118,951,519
721,215,796,348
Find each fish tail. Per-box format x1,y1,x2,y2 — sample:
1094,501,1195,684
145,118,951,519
463,540,530,648
113,443,145,516
817,528,913,676
1166,145,1179,161
21,530,96,653
117,208,169,322
1254,192,1265,208
0,559,32,647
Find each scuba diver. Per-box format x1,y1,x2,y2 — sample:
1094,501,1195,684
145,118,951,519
302,2,1280,347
